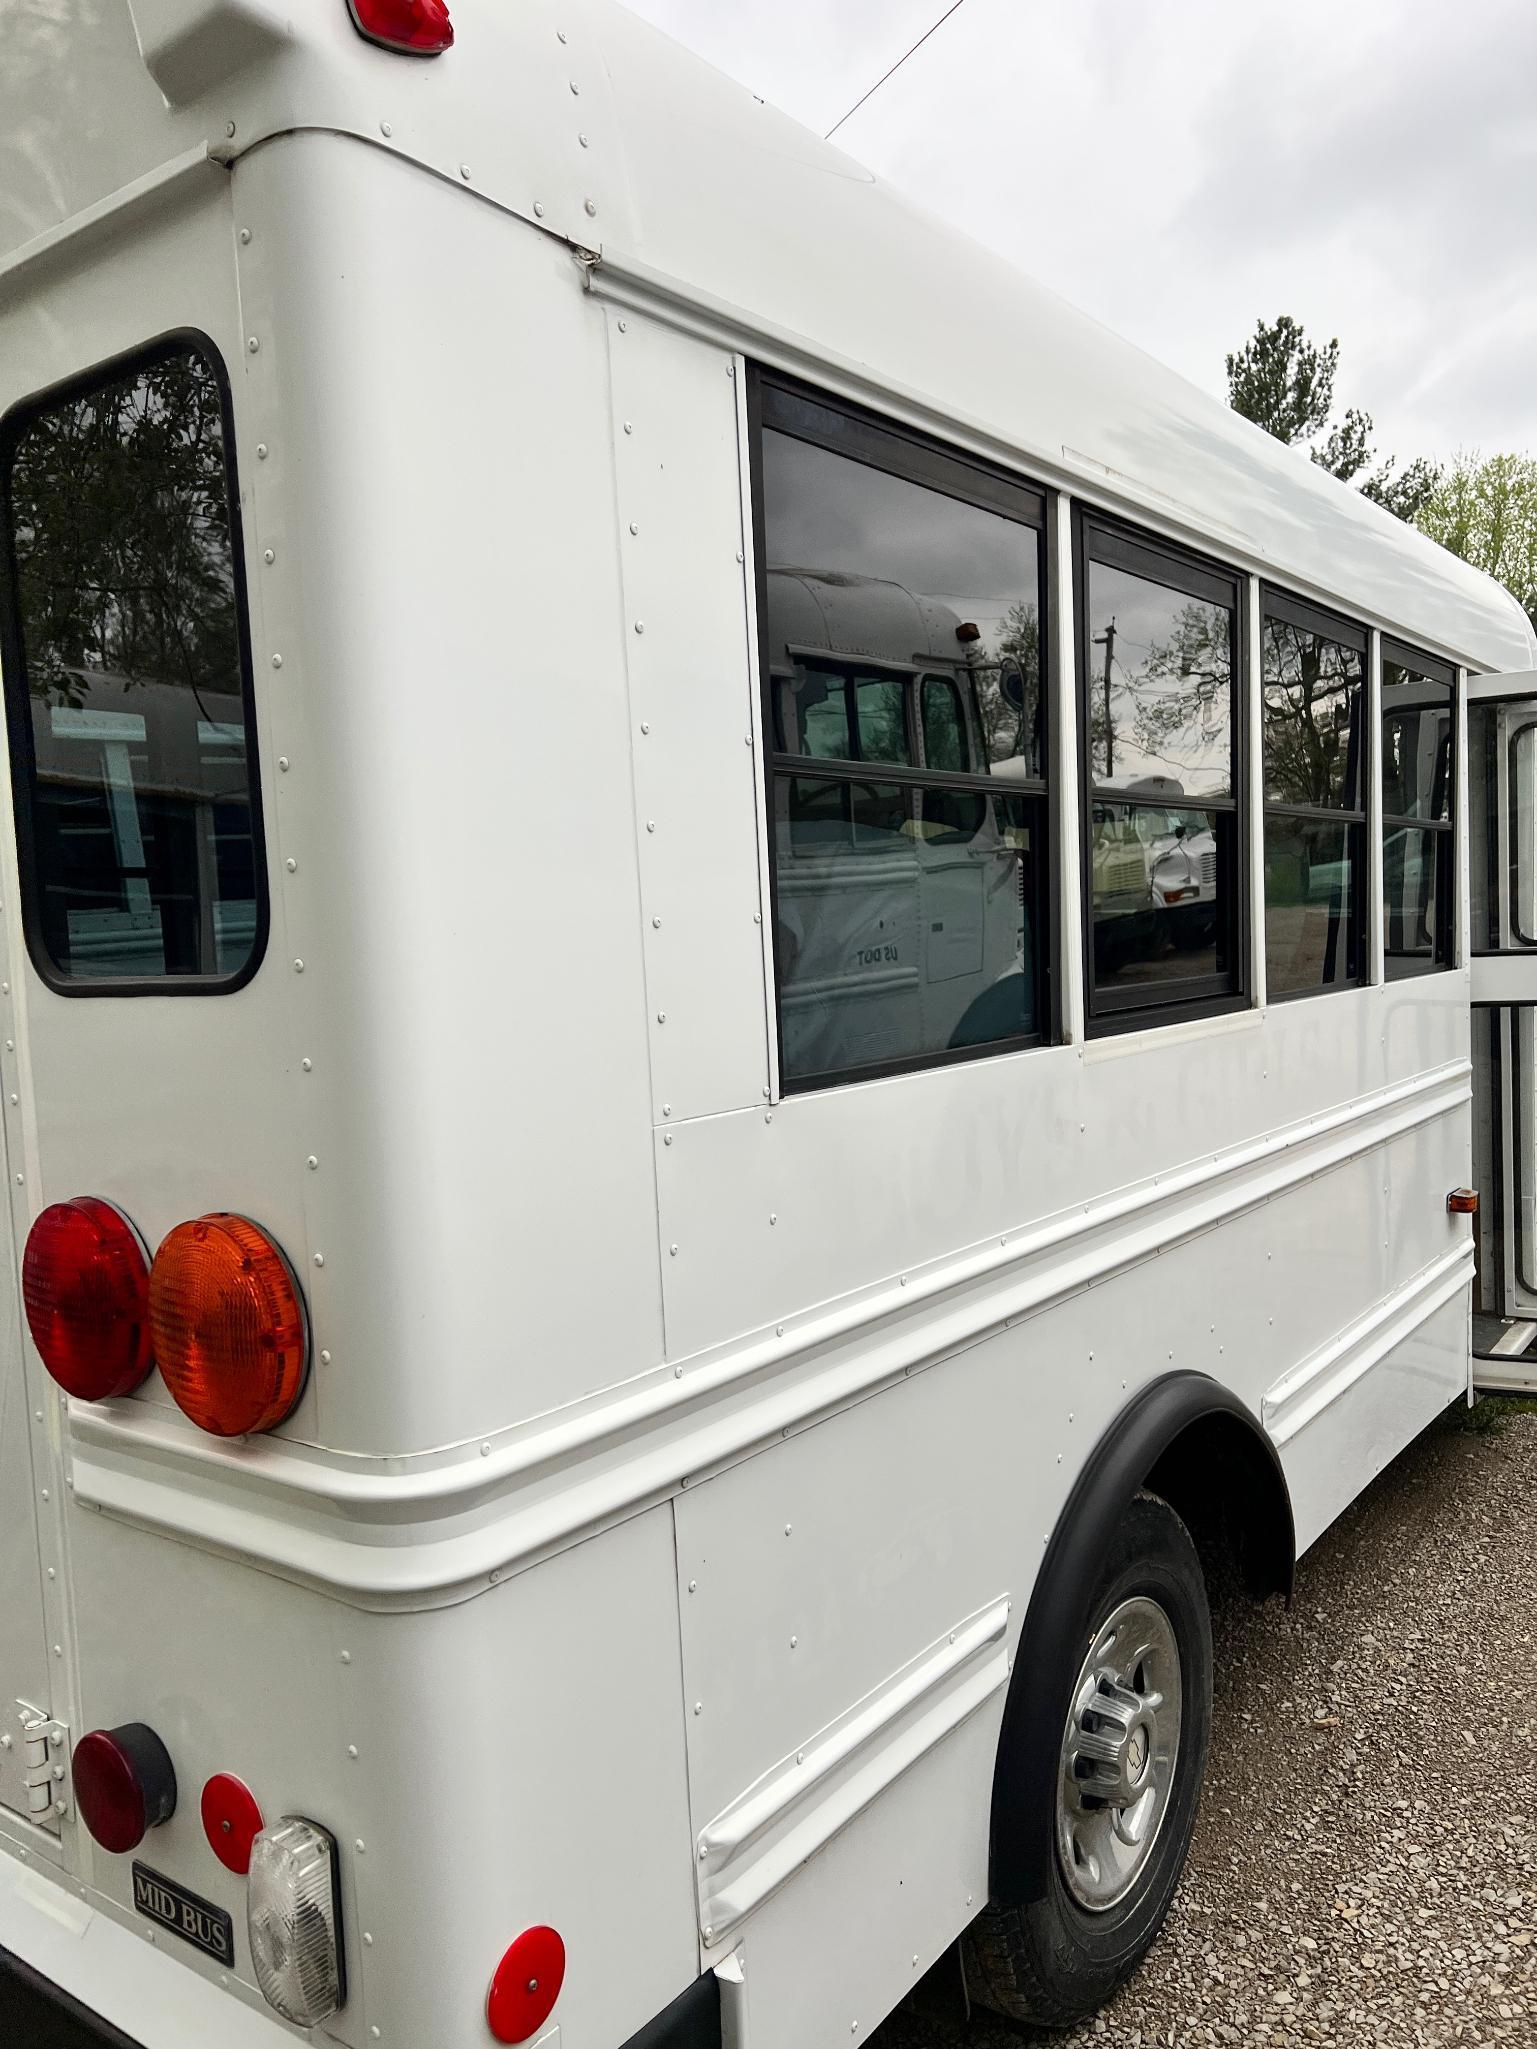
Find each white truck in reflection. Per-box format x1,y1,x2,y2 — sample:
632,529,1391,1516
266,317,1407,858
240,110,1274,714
1090,775,1218,974
766,569,1038,1080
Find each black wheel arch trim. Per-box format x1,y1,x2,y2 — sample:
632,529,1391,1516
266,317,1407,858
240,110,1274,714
615,1971,721,2049
988,1371,1293,1907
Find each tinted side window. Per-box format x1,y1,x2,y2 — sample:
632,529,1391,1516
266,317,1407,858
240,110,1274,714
0,341,265,988
756,378,1049,1091
1381,642,1455,977
1261,594,1367,1000
1263,617,1364,810
1077,519,1245,1030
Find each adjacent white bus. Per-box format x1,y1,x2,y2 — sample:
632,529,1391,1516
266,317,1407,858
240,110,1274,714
0,5,1533,2048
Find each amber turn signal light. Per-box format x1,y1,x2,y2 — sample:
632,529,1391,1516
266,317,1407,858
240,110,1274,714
149,1214,308,1437
1447,1188,1479,1215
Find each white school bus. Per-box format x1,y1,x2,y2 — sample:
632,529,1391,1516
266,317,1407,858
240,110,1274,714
0,6,1534,2048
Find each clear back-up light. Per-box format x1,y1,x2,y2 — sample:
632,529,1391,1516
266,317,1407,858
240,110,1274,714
248,1816,345,2026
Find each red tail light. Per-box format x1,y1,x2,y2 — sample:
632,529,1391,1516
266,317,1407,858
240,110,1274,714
74,1724,177,1854
149,1215,308,1437
202,1772,264,1874
487,1927,566,2044
22,1198,153,1401
347,0,454,54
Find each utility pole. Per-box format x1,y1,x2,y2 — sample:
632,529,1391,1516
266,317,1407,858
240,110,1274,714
1093,618,1116,777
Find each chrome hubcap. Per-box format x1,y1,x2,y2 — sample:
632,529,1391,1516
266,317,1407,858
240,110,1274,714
1056,1595,1182,1912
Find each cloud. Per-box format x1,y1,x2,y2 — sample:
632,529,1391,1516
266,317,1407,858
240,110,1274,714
622,0,1537,463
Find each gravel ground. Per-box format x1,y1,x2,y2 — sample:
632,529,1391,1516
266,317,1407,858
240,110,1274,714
878,1400,1537,2049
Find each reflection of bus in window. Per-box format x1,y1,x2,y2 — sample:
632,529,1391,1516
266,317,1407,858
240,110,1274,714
767,570,1032,1079
30,672,257,979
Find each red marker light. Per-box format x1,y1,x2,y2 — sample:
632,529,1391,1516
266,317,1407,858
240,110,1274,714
347,0,454,54
487,1927,566,2044
202,1773,264,1874
74,1725,177,1855
22,1198,153,1401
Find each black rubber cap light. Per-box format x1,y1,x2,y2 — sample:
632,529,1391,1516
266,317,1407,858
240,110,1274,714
73,1724,177,1854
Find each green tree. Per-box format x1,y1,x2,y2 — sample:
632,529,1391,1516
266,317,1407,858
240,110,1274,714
1128,599,1231,786
1260,620,1359,809
1417,453,1537,628
1226,315,1440,524
8,351,238,709
1227,314,1338,448
981,600,1041,767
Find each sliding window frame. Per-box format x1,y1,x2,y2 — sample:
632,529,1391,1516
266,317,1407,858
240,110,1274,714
749,368,1057,1093
1260,586,1371,1002
1074,511,1249,1035
1381,637,1456,978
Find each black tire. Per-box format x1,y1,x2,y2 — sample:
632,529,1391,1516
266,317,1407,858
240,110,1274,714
964,1491,1212,2028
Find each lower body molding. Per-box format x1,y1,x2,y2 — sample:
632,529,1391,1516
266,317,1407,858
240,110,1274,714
696,1597,1010,1946
1262,1244,1474,1447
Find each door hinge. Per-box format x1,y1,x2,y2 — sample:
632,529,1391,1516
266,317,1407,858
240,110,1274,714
18,1702,69,1825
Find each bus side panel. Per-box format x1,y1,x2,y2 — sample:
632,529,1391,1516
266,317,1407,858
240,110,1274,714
671,1060,1464,2038
342,1506,700,2049
66,1512,355,2044
1274,1114,1472,1553
675,1320,1050,2044
67,1503,697,2049
726,1706,997,2048
670,1223,1257,2032
675,1132,1398,1834
228,136,666,1452
1268,976,1472,1551
607,306,773,1127
1278,1292,1467,1558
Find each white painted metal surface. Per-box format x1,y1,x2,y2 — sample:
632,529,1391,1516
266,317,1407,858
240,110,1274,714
0,7,1529,2049
1467,673,1537,1392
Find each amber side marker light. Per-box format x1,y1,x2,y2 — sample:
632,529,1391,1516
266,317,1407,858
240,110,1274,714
1448,1188,1480,1215
149,1214,308,1437
22,1198,154,1401
347,0,454,54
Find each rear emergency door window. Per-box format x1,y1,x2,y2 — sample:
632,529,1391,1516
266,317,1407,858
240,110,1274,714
0,339,265,988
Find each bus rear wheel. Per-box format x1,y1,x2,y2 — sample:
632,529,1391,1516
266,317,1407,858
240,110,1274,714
964,1492,1212,2027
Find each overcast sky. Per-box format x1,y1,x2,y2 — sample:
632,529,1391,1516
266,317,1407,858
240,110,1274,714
623,0,1537,470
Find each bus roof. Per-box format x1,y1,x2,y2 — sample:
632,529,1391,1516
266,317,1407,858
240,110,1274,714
4,0,1531,675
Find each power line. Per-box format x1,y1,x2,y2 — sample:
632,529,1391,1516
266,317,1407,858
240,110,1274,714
824,0,972,141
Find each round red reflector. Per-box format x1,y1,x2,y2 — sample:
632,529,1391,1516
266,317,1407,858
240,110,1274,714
487,1926,565,2044
201,1772,264,1874
22,1198,153,1402
347,0,454,55
148,1215,308,1437
74,1724,176,1855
